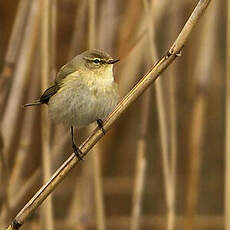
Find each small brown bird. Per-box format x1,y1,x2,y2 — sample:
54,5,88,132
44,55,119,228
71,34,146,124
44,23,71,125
24,49,120,160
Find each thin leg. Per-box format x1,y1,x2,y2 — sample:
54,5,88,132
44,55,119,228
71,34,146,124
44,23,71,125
97,119,105,134
71,126,83,160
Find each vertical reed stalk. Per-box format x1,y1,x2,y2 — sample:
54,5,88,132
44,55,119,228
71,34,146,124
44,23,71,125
88,0,96,49
40,0,54,229
143,0,176,229
0,3,40,225
2,0,40,158
130,87,149,230
168,39,177,230
50,0,57,80
185,2,218,229
117,0,140,58
1,0,30,79
0,132,9,229
92,146,106,230
129,4,161,229
88,1,106,229
51,132,69,160
9,56,40,197
68,0,88,59
225,0,230,228
67,160,94,229
98,0,117,53
166,2,179,230
66,179,86,229
116,1,144,98
9,170,41,214
0,0,31,113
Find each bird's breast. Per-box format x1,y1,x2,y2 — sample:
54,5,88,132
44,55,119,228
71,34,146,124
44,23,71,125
48,75,119,128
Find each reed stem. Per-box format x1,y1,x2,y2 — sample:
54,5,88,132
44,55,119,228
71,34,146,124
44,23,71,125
6,1,211,228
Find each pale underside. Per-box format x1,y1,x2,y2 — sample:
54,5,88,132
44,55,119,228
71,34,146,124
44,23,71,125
48,67,119,128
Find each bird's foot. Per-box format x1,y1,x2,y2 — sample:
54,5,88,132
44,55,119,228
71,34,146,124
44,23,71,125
97,119,105,134
72,143,84,161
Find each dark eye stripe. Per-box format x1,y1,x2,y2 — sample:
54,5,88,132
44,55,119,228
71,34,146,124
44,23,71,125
93,59,100,64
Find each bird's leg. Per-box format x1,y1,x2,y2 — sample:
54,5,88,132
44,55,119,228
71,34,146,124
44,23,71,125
71,126,84,160
97,119,105,134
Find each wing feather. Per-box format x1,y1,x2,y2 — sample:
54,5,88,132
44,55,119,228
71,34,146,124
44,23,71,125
40,84,60,104
55,62,77,85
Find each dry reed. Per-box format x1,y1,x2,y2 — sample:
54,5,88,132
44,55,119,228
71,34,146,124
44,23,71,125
2,0,40,159
185,2,218,229
0,0,30,84
130,1,155,230
116,0,141,58
40,0,54,229
5,1,211,229
143,0,177,229
8,57,40,197
225,0,230,229
68,0,88,59
130,85,149,230
0,1,40,227
0,131,9,229
0,0,31,113
167,3,179,230
88,1,106,229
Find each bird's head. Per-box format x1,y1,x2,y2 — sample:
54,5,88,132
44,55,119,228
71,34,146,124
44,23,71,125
56,50,119,84
77,49,119,72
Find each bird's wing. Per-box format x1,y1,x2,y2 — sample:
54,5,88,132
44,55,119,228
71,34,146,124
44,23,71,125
40,84,60,104
40,61,77,104
55,62,77,85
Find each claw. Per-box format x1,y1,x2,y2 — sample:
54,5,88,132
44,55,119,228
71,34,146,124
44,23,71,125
97,119,105,134
72,144,84,161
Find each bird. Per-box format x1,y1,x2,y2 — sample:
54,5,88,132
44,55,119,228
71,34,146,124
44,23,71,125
23,49,120,160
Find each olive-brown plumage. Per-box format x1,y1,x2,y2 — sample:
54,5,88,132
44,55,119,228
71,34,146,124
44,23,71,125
24,49,119,159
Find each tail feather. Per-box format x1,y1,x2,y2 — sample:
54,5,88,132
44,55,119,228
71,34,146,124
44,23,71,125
22,100,42,107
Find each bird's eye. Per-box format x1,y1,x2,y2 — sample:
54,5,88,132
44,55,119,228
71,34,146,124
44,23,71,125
93,59,100,64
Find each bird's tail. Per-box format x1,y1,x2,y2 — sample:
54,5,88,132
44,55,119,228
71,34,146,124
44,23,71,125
22,100,42,107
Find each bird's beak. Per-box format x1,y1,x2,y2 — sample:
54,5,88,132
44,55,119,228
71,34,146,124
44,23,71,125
108,59,120,64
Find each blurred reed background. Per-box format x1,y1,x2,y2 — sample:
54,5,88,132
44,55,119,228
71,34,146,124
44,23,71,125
0,0,227,229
